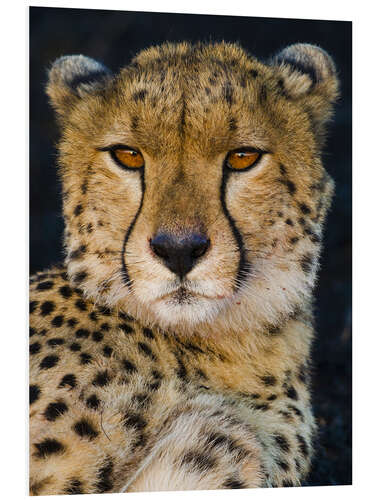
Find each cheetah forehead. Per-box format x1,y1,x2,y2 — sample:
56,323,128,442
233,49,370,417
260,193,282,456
48,42,339,154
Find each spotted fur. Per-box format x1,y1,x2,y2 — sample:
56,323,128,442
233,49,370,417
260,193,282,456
30,41,338,494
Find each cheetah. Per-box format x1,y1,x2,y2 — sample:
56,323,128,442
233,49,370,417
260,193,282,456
29,41,338,494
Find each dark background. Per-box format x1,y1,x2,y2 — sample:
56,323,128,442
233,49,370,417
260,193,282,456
30,7,352,486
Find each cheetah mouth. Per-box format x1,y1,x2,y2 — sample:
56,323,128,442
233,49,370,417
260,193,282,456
155,286,231,304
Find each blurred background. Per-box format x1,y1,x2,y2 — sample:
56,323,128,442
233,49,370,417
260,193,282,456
29,7,352,486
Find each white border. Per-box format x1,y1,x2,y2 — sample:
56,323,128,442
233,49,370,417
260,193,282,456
2,0,369,498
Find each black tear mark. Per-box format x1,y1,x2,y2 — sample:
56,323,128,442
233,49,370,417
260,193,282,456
121,169,145,288
220,167,249,291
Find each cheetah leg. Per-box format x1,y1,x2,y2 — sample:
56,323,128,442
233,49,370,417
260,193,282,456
125,404,265,492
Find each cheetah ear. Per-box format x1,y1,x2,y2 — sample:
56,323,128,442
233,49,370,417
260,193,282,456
46,55,112,119
271,44,339,142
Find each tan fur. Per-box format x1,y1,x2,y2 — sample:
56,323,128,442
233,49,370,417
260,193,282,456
30,42,338,494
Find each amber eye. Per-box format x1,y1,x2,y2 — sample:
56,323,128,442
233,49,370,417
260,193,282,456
226,150,261,171
112,148,144,169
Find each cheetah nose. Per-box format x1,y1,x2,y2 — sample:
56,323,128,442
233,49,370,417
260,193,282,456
150,231,210,279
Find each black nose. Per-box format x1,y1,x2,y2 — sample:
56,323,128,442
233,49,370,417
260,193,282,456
150,232,210,279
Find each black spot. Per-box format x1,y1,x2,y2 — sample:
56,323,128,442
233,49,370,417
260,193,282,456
69,245,87,260
261,375,277,386
80,352,92,365
39,355,59,369
279,164,287,175
100,322,110,331
89,311,98,322
95,459,114,493
148,380,161,391
254,403,270,411
298,217,306,226
297,434,309,457
268,324,281,335
73,271,88,284
29,327,36,337
81,179,88,194
122,358,137,373
287,404,304,421
119,323,134,334
143,327,154,339
74,204,83,216
137,342,156,360
59,373,77,389
184,342,205,354
131,115,139,130
44,400,68,421
206,432,227,449
36,281,54,291
276,459,290,472
30,342,41,355
274,434,290,452
69,342,81,352
277,78,286,93
181,450,216,472
223,477,247,489
222,81,234,105
299,202,311,214
73,418,98,439
123,412,147,431
86,394,100,410
59,285,73,299
259,83,267,104
151,369,163,380
285,218,294,226
98,306,111,316
64,479,84,495
90,331,103,343
75,299,87,311
267,394,277,401
249,69,258,78
40,301,55,316
30,300,38,313
47,337,65,347
30,384,41,404
51,315,64,327
132,432,148,449
175,355,188,380
285,180,296,195
92,370,111,387
228,116,237,131
103,345,113,357
67,318,78,328
86,222,93,233
76,328,90,339
119,311,133,321
35,438,65,458
133,89,147,102
285,385,299,400
290,236,299,245
300,254,313,274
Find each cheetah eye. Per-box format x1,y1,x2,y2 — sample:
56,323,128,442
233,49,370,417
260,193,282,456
226,149,261,171
110,147,145,169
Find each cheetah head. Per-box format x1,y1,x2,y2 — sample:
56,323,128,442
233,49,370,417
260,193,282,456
47,42,338,333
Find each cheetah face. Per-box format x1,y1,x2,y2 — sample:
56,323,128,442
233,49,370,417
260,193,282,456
47,43,337,331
